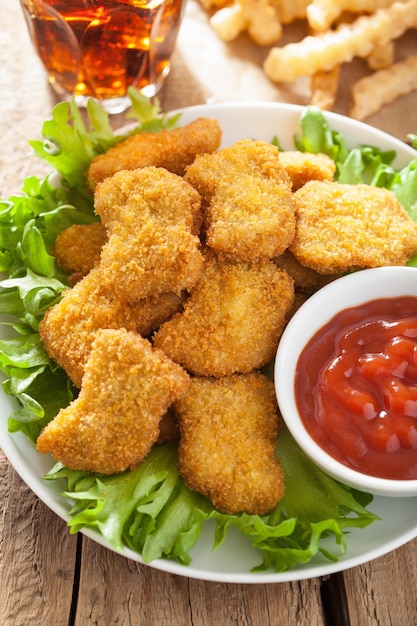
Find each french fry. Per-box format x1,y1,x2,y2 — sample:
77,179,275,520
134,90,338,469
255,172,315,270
210,4,247,41
273,0,310,23
306,0,408,31
366,40,394,69
309,65,340,109
264,0,417,82
350,53,417,120
211,0,283,44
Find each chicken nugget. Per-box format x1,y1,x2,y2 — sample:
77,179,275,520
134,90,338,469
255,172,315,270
184,139,295,261
94,167,203,301
36,328,190,474
153,250,294,377
53,222,107,284
157,408,180,444
278,151,336,191
273,250,337,292
39,266,183,388
87,117,222,190
175,373,285,515
290,181,417,274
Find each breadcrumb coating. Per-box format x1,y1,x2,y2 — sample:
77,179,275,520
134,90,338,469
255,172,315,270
175,373,285,515
53,222,107,284
87,117,222,190
278,150,336,191
273,250,338,292
153,250,295,377
184,139,295,261
290,180,417,273
39,266,183,388
157,408,180,444
94,167,204,301
36,329,190,474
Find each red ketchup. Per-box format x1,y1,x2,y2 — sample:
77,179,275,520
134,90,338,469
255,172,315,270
295,296,417,480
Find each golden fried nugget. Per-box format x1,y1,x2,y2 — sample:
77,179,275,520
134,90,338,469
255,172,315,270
175,373,285,515
87,117,222,190
53,222,107,284
278,151,336,191
273,250,337,292
157,408,180,444
290,180,417,274
154,251,294,377
36,328,190,474
39,266,183,388
184,139,295,261
94,167,204,301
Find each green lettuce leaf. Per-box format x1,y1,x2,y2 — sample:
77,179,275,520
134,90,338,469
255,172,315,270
126,87,182,132
45,429,378,572
45,444,212,564
29,88,181,192
295,108,417,219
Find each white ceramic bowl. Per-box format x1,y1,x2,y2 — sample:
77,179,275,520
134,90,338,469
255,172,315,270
275,266,417,498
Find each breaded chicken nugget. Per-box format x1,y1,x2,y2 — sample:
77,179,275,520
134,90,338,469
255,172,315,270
53,222,107,284
36,328,190,474
290,181,417,274
278,151,336,191
157,408,180,444
184,139,295,261
39,266,183,388
87,117,222,190
273,250,337,292
175,373,285,515
94,167,204,301
153,250,294,377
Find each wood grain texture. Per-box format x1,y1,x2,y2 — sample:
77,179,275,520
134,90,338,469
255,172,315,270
0,455,77,626
343,542,417,626
72,538,326,626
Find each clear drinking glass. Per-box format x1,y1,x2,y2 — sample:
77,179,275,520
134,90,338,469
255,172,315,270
20,0,185,114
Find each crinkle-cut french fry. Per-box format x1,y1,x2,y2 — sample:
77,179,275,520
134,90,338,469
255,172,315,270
366,40,394,70
210,4,247,42
211,0,283,44
272,0,310,24
264,0,417,82
350,53,417,120
245,0,283,44
306,0,408,32
310,65,341,110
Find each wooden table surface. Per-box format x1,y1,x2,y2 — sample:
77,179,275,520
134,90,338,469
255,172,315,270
1,1,417,624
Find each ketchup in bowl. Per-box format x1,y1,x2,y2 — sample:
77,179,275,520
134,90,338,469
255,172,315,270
296,296,417,480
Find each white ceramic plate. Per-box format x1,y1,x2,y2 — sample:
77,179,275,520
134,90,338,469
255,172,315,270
1,102,417,584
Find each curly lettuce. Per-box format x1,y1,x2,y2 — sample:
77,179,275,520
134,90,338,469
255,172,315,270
45,430,377,571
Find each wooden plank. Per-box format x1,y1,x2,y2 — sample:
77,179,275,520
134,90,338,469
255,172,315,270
73,538,192,625
343,539,417,626
187,578,325,626
72,536,326,626
0,455,78,625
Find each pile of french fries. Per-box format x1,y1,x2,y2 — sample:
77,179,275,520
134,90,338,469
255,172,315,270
199,0,417,120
